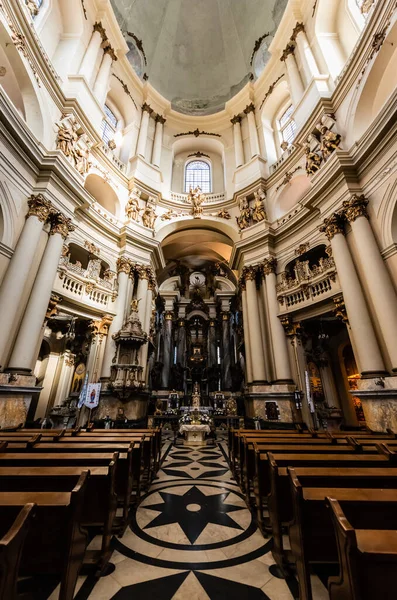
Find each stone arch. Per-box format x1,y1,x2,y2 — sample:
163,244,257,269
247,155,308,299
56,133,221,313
84,173,120,218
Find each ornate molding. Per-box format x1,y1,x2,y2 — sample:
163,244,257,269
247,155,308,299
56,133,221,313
112,74,137,109
46,293,62,319
187,151,210,159
259,74,284,110
155,114,166,125
92,314,113,338
142,102,153,115
126,31,147,65
27,194,52,223
250,32,270,65
342,194,369,223
275,166,302,192
319,213,345,241
279,316,302,338
174,129,221,138
242,265,257,282
93,22,107,42
295,243,310,257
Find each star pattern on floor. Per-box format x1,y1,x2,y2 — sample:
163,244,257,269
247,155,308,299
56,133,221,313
143,485,244,544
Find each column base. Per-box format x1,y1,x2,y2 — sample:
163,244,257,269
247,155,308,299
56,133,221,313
244,383,297,423
0,372,41,428
354,376,397,431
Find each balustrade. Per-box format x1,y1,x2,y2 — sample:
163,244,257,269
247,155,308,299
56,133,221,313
277,257,338,308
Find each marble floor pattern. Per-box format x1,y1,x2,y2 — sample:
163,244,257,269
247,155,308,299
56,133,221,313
46,432,330,599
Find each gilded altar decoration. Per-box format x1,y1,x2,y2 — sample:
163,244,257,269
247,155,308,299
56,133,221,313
252,189,267,222
236,197,251,231
304,145,322,175
141,200,157,229
188,186,205,219
126,189,141,222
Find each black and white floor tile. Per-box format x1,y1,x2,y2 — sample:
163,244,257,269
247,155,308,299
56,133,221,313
48,435,329,599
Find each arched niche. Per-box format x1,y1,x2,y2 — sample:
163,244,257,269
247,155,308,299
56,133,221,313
351,19,397,142
84,173,120,217
0,22,44,142
261,79,290,165
273,174,311,220
314,0,351,80
171,136,226,194
156,218,239,246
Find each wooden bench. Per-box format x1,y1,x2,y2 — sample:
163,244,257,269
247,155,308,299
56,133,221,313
0,503,35,600
327,497,397,600
288,476,397,600
0,472,89,600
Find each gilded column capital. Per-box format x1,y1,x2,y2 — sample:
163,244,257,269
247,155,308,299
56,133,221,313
178,319,186,327
291,22,305,41
116,257,132,275
262,258,277,276
243,103,255,115
103,44,117,61
92,314,113,338
142,102,153,115
333,294,349,324
49,212,75,239
231,115,242,125
209,319,217,327
279,315,303,338
93,21,107,42
280,42,295,62
342,194,369,223
27,194,52,223
164,311,174,320
46,293,62,319
222,311,231,321
155,114,166,124
319,213,345,241
242,265,257,282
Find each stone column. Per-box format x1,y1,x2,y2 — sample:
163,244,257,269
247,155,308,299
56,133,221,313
208,319,217,368
0,195,52,369
343,195,397,372
151,115,166,167
241,283,253,384
136,266,155,382
280,43,305,107
53,351,75,406
79,22,106,82
244,103,260,159
101,258,131,379
221,312,232,390
8,212,75,373
136,103,153,159
291,23,320,84
262,259,293,382
177,319,187,368
231,115,245,167
320,214,386,376
244,266,267,383
161,311,174,388
93,46,117,106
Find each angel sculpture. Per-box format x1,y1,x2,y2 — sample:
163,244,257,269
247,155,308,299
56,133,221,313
252,191,267,222
319,125,342,160
142,204,157,229
126,195,141,221
189,186,205,218
236,197,251,231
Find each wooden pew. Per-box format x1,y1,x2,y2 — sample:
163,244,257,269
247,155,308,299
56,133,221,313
0,463,117,574
0,472,89,600
0,503,36,600
288,474,397,600
326,497,397,600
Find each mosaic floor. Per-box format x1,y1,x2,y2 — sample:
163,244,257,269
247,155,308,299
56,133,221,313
47,433,330,599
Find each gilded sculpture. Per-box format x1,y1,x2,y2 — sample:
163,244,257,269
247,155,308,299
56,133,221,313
142,203,157,229
236,197,251,231
55,117,91,175
304,145,322,175
189,186,205,218
126,194,141,221
25,0,39,17
319,125,341,160
252,190,267,222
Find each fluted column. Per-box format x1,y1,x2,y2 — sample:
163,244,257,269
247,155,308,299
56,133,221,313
241,283,253,384
280,43,305,107
343,195,397,371
244,267,267,383
320,214,386,377
8,212,75,373
161,311,174,389
221,312,232,390
136,103,153,159
231,115,245,167
94,46,117,106
262,259,293,382
0,195,52,369
101,258,131,379
152,115,166,167
291,23,320,84
244,104,260,159
79,22,105,82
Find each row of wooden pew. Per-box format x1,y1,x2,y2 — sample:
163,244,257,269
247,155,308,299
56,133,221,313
0,426,161,600
230,427,397,600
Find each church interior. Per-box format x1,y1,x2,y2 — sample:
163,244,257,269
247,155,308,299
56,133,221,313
1,0,397,598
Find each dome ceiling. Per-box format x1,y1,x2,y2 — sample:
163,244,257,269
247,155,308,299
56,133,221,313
110,0,288,116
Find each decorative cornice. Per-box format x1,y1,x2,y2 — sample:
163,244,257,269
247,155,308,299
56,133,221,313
259,74,284,110
174,129,221,138
49,212,75,239
230,115,242,125
243,103,255,115
342,194,369,223
291,22,305,41
280,42,295,62
319,213,345,241
187,151,210,159
27,194,52,223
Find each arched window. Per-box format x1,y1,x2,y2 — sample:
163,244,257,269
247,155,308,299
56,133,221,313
184,160,211,193
101,104,118,146
277,104,296,147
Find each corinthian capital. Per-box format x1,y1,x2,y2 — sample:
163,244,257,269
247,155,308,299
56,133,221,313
231,115,242,125
242,265,257,282
291,22,305,41
49,211,75,239
319,213,345,241
342,194,369,223
243,103,255,115
117,257,132,275
27,194,53,223
262,258,277,276
280,42,295,62
142,102,153,115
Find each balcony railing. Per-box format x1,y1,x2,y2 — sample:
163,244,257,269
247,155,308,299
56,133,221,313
270,145,296,174
100,143,127,173
277,257,339,309
170,191,226,204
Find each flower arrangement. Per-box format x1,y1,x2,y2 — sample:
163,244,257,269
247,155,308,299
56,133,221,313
179,411,212,426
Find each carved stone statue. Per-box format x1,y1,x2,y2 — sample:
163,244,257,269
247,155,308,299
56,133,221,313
126,195,140,221
151,361,163,390
236,197,251,231
142,204,157,229
25,0,39,16
217,209,231,219
56,122,78,159
74,145,91,175
130,298,140,312
161,209,180,221
320,125,342,160
252,191,267,222
304,145,322,175
189,186,205,219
